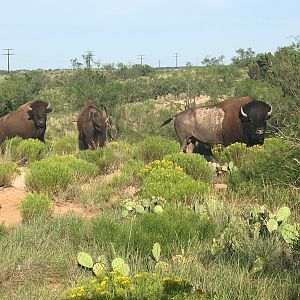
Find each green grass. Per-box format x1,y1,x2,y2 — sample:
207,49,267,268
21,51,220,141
0,210,298,300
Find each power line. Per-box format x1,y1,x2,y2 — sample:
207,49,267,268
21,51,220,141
137,54,146,65
173,52,180,68
2,48,15,72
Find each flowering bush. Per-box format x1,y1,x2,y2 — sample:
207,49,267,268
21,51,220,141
164,152,213,182
139,159,182,180
61,271,205,300
212,142,261,167
140,162,210,204
239,138,300,186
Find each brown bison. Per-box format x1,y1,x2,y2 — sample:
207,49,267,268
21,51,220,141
77,101,109,150
0,100,52,145
161,96,272,154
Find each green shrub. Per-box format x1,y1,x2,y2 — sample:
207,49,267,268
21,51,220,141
164,152,213,182
212,142,250,166
15,138,46,163
80,181,114,205
1,137,46,163
0,162,20,187
134,136,179,163
77,147,117,174
91,207,216,256
20,192,53,222
140,166,210,204
25,155,98,194
52,135,78,155
120,159,145,179
106,141,134,162
131,207,216,255
1,136,23,155
238,138,300,186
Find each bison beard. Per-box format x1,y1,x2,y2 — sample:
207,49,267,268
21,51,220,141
161,96,272,157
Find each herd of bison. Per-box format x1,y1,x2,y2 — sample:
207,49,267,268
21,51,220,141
0,96,272,156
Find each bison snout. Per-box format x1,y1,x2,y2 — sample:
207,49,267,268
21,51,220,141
36,120,46,127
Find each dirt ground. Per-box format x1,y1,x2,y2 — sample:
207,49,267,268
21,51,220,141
0,170,95,226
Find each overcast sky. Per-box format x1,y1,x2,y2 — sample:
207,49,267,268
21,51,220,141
0,0,299,70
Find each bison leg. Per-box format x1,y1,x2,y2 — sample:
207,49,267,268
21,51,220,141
78,132,88,150
178,136,190,153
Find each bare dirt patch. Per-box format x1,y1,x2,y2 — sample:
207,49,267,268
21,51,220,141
0,170,99,226
0,187,26,225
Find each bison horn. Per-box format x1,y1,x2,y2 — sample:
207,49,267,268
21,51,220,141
240,106,248,118
47,102,51,109
267,105,272,116
27,106,33,111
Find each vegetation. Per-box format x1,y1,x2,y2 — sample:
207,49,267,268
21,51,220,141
20,192,53,222
0,41,299,299
0,161,20,186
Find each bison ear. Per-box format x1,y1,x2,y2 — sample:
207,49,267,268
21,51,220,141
27,109,34,120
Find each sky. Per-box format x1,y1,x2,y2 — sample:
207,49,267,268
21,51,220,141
0,0,299,70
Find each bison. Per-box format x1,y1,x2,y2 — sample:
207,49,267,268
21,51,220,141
161,96,272,154
77,101,109,150
0,100,52,145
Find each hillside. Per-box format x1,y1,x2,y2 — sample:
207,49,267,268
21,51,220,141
0,46,299,299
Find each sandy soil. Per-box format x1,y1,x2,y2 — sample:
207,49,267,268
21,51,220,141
0,170,97,226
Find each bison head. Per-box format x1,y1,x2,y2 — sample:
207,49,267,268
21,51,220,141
27,100,52,128
89,108,108,132
239,100,272,146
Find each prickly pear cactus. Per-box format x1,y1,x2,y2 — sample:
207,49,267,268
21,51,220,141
278,223,299,244
276,206,291,222
135,204,145,214
93,263,106,277
153,205,164,214
266,218,278,233
111,257,130,276
152,243,161,262
77,252,94,269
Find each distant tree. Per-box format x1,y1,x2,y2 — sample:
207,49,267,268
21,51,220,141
248,53,273,80
231,48,255,67
201,55,225,66
271,42,300,99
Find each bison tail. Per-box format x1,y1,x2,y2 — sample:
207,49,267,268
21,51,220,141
161,117,174,127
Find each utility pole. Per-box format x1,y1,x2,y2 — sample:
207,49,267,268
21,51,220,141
85,50,94,68
173,52,180,68
137,54,146,66
2,49,15,72
158,59,161,68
